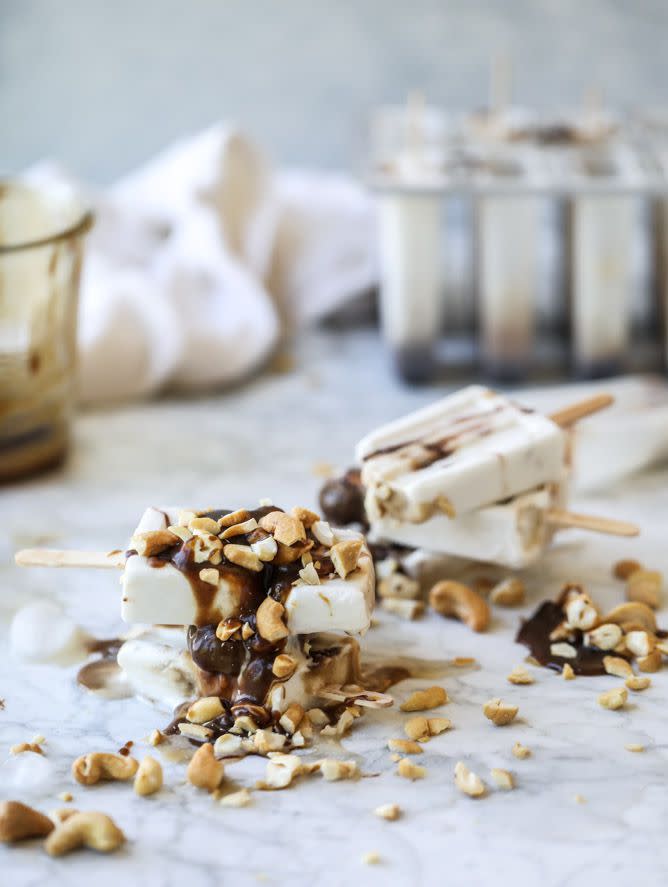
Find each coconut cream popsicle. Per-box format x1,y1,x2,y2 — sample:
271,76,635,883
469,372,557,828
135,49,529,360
357,385,567,524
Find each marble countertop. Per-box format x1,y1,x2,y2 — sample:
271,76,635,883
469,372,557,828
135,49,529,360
2,329,668,887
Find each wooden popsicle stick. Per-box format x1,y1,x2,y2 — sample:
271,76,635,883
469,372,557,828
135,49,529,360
317,686,394,710
14,549,125,569
545,509,639,538
549,393,614,427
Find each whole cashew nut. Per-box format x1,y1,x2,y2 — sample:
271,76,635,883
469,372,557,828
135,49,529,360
45,811,125,856
603,602,657,635
0,800,54,843
72,752,139,786
429,581,491,632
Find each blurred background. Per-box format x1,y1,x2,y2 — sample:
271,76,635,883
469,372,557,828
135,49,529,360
3,0,667,180
3,1,668,483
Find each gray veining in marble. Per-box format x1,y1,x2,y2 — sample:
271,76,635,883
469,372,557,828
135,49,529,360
1,330,668,886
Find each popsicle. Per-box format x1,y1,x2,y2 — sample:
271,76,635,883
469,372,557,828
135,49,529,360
357,385,567,523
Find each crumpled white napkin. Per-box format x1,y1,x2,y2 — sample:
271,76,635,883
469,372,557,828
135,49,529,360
26,124,378,403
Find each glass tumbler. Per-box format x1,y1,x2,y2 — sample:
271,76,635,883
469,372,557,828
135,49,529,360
0,180,93,481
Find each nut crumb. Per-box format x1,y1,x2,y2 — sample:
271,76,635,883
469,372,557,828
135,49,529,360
148,729,164,747
362,851,381,865
562,663,575,680
598,687,628,710
512,742,531,760
483,698,519,726
451,656,477,667
58,792,73,803
186,743,225,792
490,768,514,790
574,794,586,805
490,577,525,607
374,803,401,821
624,743,645,753
396,758,426,780
454,761,485,797
400,686,447,712
507,665,534,685
387,738,423,755
220,788,252,807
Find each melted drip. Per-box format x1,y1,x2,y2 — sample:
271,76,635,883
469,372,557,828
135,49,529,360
517,601,620,676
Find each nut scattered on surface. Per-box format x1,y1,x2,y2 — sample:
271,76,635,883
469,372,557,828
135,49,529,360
454,762,485,798
72,752,138,786
378,573,420,600
427,717,452,736
550,642,577,659
400,686,448,712
625,743,645,753
45,812,125,856
585,623,623,651
625,630,655,658
604,602,657,634
220,788,253,807
603,656,633,679
10,741,44,756
374,803,401,821
404,716,430,741
256,597,289,643
512,742,531,760
626,675,651,691
49,808,79,826
598,687,628,711
562,663,575,680
490,578,526,607
362,851,381,865
257,754,303,790
387,738,423,755
318,759,359,781
381,598,425,620
564,591,599,631
148,729,164,747
507,665,534,685
199,567,219,586
186,743,225,792
490,768,514,790
396,758,426,780
483,698,519,726
330,539,363,579
219,517,258,540
637,649,663,673
58,792,73,803
187,696,225,724
429,580,490,632
626,569,662,609
134,756,163,797
613,559,642,580
0,801,54,843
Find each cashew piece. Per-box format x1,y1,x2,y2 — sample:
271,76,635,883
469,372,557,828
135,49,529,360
45,811,125,856
429,581,490,632
256,597,289,643
0,800,54,843
134,755,163,796
603,602,657,634
72,752,139,786
186,743,225,792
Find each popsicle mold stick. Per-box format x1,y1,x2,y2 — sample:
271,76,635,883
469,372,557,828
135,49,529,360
545,509,639,537
549,393,614,428
15,549,125,569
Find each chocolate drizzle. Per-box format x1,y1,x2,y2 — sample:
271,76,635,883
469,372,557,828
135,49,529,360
516,601,622,676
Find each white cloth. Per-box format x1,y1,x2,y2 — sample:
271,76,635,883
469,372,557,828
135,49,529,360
25,125,378,403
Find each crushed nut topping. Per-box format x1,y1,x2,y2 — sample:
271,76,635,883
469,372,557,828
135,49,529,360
330,539,363,579
272,514,307,547
272,654,298,680
187,696,224,724
603,656,633,678
223,543,263,572
256,597,289,643
199,567,219,586
219,517,259,540
218,509,252,529
131,530,179,557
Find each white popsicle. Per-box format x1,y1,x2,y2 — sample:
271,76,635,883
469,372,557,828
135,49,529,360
357,385,566,522
370,484,564,569
121,507,375,634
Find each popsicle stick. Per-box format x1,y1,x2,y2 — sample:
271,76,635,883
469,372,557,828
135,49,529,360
317,685,394,710
549,393,614,427
14,549,125,569
545,509,639,538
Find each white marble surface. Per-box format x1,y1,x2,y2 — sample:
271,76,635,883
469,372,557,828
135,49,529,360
2,329,668,887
